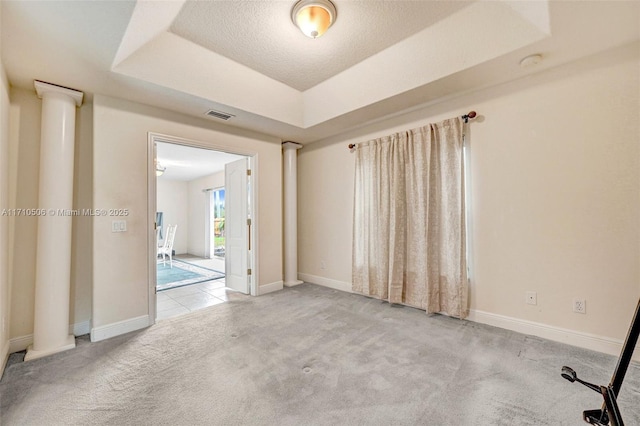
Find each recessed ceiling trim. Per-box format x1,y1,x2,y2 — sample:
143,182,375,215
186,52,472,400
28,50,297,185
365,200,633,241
302,0,552,127
112,31,305,127
112,0,186,68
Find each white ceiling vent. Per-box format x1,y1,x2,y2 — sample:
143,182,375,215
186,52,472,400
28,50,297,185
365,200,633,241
205,109,235,120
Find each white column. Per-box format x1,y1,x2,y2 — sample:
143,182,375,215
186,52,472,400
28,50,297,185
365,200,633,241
282,141,303,287
25,81,83,361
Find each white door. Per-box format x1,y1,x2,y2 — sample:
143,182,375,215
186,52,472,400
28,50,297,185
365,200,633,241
225,158,249,294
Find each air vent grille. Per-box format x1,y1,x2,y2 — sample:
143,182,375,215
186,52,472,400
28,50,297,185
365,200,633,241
205,109,235,120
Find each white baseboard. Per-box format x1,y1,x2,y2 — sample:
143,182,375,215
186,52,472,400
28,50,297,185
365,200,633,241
9,334,32,354
71,320,91,336
468,309,640,362
90,315,150,343
298,273,352,293
258,280,283,296
8,319,92,354
288,278,637,361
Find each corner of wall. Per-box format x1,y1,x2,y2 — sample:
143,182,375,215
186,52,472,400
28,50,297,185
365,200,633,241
0,339,9,376
0,55,11,375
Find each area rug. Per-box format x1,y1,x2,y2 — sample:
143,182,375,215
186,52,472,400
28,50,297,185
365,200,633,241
157,259,224,291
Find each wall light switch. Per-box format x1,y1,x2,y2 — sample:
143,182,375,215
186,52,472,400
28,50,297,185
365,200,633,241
112,220,127,232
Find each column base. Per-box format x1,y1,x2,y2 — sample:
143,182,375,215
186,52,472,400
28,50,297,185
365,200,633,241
284,280,304,287
24,335,76,362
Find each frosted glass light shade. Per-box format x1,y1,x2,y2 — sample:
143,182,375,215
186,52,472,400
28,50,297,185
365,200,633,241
156,162,166,176
292,0,337,39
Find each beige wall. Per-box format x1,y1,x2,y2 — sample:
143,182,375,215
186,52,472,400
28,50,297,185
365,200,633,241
8,87,93,342
188,171,225,258
157,179,189,255
92,95,282,330
0,58,11,367
70,101,93,331
7,88,39,341
298,44,640,348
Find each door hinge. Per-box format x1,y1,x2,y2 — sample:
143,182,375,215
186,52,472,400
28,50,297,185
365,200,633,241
247,169,251,176
247,268,252,275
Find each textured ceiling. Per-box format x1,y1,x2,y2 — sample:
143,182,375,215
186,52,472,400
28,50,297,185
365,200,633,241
156,141,245,182
170,1,472,91
2,1,639,144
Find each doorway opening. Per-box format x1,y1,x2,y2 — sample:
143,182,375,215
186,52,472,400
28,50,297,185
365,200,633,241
210,187,226,259
148,134,256,322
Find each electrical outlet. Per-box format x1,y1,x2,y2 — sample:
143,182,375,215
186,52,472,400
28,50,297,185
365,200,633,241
320,261,326,270
573,298,586,314
526,291,537,305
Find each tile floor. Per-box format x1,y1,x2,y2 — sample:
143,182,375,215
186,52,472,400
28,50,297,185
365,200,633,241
174,254,224,271
156,278,235,321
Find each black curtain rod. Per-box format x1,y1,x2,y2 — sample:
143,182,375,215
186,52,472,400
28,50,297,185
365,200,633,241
348,111,477,150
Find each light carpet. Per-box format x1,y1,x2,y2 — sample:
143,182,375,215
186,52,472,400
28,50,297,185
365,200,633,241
1,283,638,425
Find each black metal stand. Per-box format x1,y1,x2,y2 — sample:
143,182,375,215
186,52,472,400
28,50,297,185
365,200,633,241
561,298,640,426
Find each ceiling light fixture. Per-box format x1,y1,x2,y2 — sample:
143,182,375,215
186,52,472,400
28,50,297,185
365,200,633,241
291,0,337,39
156,161,166,177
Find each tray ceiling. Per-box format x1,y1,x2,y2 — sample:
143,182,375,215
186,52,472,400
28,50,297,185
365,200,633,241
2,1,639,144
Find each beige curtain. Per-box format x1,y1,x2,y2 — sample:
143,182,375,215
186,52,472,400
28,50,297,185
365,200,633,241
352,117,468,318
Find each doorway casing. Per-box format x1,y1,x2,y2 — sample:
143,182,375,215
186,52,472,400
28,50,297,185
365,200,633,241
147,132,259,324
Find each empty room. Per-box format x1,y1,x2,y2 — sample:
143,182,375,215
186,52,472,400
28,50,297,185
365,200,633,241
0,1,638,425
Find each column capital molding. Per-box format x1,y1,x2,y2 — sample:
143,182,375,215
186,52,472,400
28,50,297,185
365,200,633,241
282,141,303,150
34,80,84,107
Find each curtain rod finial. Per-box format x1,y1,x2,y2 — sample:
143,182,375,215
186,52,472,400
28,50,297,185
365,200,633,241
462,111,477,123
